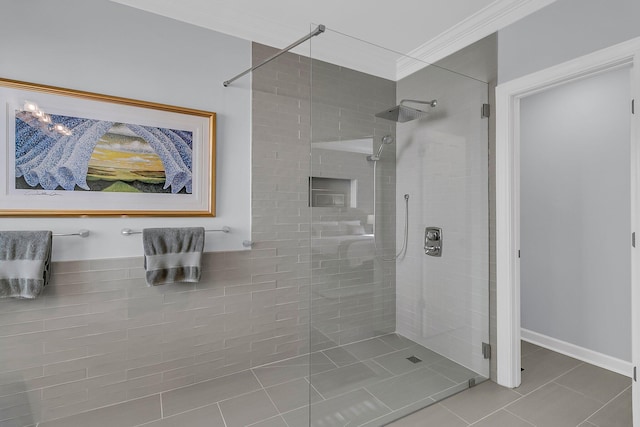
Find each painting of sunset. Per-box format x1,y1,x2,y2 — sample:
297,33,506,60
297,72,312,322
87,124,168,193
14,112,194,194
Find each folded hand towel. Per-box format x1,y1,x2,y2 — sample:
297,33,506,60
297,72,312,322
0,230,52,299
142,227,205,286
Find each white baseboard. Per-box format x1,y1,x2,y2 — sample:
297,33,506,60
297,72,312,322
521,328,632,378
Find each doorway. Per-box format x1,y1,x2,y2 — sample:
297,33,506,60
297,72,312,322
519,65,631,372
495,37,640,425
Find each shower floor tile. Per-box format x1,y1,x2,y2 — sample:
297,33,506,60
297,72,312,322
171,334,480,427
282,388,390,427
252,352,336,388
309,360,393,398
366,367,456,410
339,338,397,360
33,334,480,427
377,333,416,350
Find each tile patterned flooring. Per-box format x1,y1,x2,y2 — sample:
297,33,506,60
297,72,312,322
34,334,481,427
33,338,633,427
388,341,632,427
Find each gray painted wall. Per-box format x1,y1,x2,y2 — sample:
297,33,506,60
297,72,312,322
0,0,252,259
498,0,640,83
519,66,631,361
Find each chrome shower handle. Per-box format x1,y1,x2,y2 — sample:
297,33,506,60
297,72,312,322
426,231,440,241
425,227,443,257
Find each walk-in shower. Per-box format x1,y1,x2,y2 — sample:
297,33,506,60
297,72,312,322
308,27,489,427
0,8,489,426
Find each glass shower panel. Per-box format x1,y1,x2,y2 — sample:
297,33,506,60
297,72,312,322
395,57,490,382
306,28,489,426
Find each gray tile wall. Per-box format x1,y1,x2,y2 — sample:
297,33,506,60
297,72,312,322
0,43,397,426
308,54,397,347
0,250,308,425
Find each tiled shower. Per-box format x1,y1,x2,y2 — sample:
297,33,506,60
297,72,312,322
0,7,491,427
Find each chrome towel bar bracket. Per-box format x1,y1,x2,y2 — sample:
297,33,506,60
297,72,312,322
53,230,90,238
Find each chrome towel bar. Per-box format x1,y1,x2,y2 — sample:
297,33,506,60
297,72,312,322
53,230,90,238
120,227,231,236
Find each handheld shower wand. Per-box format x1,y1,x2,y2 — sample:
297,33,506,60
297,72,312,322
367,135,394,161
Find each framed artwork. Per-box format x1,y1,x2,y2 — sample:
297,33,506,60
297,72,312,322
0,78,216,216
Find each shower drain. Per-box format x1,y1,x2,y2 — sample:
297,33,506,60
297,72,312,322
406,356,422,364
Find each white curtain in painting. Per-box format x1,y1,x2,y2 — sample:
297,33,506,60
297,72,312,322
14,115,193,193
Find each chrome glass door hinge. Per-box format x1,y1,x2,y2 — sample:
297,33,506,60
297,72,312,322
482,342,491,359
481,104,490,118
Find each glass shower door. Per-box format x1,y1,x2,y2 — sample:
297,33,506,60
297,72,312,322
304,27,490,427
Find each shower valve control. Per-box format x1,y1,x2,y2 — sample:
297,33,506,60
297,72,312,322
425,227,442,257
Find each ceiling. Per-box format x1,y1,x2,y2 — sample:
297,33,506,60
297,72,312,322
110,0,555,80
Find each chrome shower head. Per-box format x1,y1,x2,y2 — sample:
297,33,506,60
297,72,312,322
375,99,437,123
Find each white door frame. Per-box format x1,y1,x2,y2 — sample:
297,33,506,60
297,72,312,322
495,36,640,423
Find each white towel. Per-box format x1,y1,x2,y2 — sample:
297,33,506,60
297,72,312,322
142,227,205,286
0,230,52,299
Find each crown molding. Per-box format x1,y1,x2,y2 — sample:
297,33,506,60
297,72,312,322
111,0,558,82
396,0,557,80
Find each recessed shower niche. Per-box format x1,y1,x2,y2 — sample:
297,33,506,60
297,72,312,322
309,176,355,208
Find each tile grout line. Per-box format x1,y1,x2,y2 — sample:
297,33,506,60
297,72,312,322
422,364,467,386
437,402,474,425
361,386,395,414
352,398,427,426
159,386,263,421
551,378,624,407
573,384,632,426
250,367,283,417
306,377,327,402
319,349,340,369
369,379,474,426
550,362,632,398
217,402,229,427
291,334,400,368
509,360,586,402
34,393,164,427
246,415,286,427
305,374,327,401
461,400,534,427
365,357,395,377
502,408,536,426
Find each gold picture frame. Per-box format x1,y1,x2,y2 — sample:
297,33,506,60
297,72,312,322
0,78,216,217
